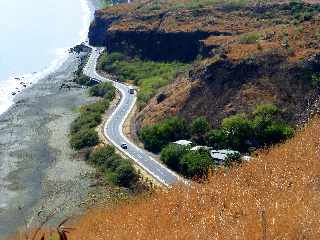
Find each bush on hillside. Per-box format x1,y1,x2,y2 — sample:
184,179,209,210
70,100,109,136
191,116,211,144
89,82,116,100
206,104,294,152
89,146,138,188
160,144,189,171
179,150,214,178
221,114,253,152
139,117,190,153
70,128,99,150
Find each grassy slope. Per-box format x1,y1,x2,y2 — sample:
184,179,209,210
98,52,189,108
67,117,320,239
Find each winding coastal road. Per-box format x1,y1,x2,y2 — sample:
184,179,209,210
83,47,180,187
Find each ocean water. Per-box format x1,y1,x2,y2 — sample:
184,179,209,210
0,0,92,115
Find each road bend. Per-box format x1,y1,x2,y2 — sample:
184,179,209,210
83,47,180,187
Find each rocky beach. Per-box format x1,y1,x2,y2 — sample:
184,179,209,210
0,52,96,238
0,0,109,238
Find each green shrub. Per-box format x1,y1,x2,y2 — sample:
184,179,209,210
70,128,99,150
311,74,320,88
75,74,93,86
191,116,211,144
89,145,116,165
221,114,253,152
239,32,261,44
252,104,293,146
289,1,320,23
114,162,138,188
89,146,138,188
89,82,116,100
160,144,189,171
80,100,110,115
179,150,213,178
263,123,294,144
139,117,190,153
70,112,102,134
206,129,228,149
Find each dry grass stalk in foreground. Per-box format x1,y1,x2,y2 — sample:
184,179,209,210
13,117,320,240
69,117,320,239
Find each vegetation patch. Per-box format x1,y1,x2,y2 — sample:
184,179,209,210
239,32,261,44
70,82,115,150
97,52,189,108
139,117,190,153
69,81,139,188
89,82,116,99
139,104,294,177
160,144,217,179
141,0,250,12
289,0,320,23
140,104,293,154
89,146,138,188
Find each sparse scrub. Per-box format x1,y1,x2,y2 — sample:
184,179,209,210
289,1,320,23
239,32,261,44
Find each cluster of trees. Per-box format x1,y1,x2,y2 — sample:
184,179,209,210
153,104,294,178
207,104,294,152
70,82,116,150
89,146,138,188
140,104,294,154
139,117,190,153
89,82,116,99
161,144,213,179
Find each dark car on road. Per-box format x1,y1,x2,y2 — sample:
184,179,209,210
121,143,128,149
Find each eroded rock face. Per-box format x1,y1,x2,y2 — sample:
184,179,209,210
89,5,234,62
90,0,320,130
137,50,319,129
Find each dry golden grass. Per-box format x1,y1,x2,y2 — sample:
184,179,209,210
60,117,320,240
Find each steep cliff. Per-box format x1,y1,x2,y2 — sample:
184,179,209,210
89,0,320,128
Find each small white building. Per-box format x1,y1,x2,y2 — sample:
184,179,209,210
173,140,193,147
210,149,240,165
190,146,212,151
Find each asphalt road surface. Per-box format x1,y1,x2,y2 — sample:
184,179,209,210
83,47,180,186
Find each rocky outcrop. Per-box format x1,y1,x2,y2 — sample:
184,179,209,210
89,4,235,62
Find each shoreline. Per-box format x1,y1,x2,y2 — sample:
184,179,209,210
0,0,95,117
0,52,95,239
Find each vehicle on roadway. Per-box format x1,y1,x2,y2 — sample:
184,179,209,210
121,143,128,149
128,88,135,94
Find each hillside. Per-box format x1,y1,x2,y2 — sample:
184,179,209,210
65,116,320,239
89,0,320,129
